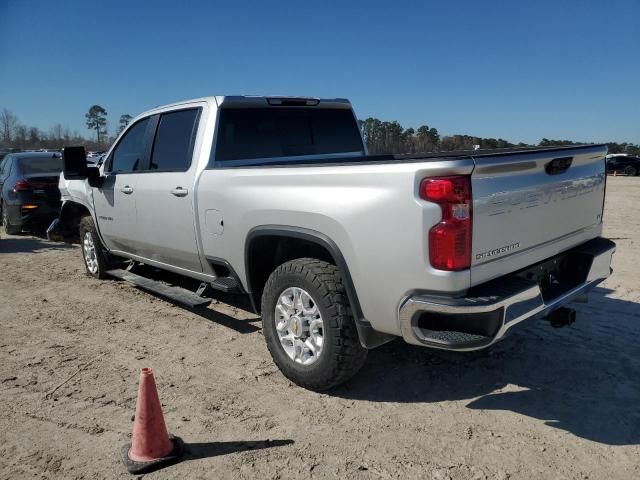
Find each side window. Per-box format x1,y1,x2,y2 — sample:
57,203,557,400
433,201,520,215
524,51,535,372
149,109,200,171
109,117,150,173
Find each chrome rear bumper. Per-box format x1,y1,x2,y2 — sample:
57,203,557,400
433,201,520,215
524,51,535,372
398,238,616,351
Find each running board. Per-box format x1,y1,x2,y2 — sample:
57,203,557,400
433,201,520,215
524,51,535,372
106,269,212,309
210,276,240,293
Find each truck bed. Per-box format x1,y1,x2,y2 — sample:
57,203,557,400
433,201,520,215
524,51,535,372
216,144,604,168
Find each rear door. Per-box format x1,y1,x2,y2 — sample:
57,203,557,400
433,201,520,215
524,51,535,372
133,107,203,272
470,145,607,284
92,116,153,254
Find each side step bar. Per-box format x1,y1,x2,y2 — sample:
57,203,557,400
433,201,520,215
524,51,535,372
106,269,212,309
196,277,242,295
210,276,240,293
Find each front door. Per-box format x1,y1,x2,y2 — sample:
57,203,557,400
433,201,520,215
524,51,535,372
133,108,203,272
92,116,152,254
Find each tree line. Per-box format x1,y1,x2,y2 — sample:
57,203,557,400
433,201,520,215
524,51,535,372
1,106,638,157
358,117,640,156
0,105,132,151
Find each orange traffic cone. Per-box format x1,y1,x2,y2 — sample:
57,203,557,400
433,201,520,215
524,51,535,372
122,368,184,474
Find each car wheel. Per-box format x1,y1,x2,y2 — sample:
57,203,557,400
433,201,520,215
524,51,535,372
79,215,112,279
624,165,637,176
261,258,367,391
1,203,21,235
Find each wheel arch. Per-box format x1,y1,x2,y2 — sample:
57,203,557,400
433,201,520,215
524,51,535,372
244,225,394,349
56,200,98,243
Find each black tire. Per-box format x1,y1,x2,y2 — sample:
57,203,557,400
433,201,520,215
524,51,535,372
261,258,367,391
1,203,21,235
79,215,112,279
624,165,637,176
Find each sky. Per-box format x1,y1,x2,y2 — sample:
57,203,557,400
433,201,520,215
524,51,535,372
0,0,638,144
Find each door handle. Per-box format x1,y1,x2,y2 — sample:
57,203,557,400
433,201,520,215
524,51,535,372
171,187,188,197
120,186,134,194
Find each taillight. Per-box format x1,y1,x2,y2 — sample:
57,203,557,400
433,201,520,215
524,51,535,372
12,179,32,192
420,176,472,271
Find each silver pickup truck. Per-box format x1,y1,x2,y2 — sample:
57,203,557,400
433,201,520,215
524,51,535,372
50,96,616,390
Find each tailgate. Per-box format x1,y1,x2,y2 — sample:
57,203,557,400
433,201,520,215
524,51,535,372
470,145,606,285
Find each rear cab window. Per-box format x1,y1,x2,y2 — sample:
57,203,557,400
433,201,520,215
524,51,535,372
149,109,200,171
213,107,364,166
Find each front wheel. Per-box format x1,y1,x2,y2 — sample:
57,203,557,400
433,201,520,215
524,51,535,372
624,165,638,176
261,258,367,391
79,216,112,279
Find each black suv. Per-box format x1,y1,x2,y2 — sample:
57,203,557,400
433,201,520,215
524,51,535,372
606,155,640,176
0,152,63,234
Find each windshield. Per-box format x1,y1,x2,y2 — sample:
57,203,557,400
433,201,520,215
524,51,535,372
214,107,364,164
18,156,64,174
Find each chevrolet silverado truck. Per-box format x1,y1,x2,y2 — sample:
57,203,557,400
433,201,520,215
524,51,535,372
49,95,616,390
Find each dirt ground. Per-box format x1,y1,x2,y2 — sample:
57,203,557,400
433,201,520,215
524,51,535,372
0,176,639,480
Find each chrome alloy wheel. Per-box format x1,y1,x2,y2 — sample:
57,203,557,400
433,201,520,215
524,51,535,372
275,287,324,365
83,231,99,274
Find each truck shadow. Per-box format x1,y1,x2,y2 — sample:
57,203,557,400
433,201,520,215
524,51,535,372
194,303,260,335
333,287,640,446
125,264,262,334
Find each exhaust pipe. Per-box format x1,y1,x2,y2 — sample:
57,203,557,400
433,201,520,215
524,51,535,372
545,307,576,328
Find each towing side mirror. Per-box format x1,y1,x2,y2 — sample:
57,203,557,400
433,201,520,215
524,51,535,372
87,166,103,188
63,146,104,188
62,146,88,180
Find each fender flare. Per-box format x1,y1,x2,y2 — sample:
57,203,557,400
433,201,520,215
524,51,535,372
245,225,395,349
56,199,108,247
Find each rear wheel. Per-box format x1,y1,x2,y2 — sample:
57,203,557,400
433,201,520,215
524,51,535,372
261,258,367,391
1,203,21,235
79,215,112,279
624,165,638,176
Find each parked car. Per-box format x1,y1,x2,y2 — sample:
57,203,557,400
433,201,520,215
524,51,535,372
50,95,616,390
606,154,640,176
0,152,63,234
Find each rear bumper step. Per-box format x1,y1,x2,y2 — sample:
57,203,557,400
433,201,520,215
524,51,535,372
398,237,615,351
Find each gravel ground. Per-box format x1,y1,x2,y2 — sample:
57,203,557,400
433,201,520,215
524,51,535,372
0,176,639,480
